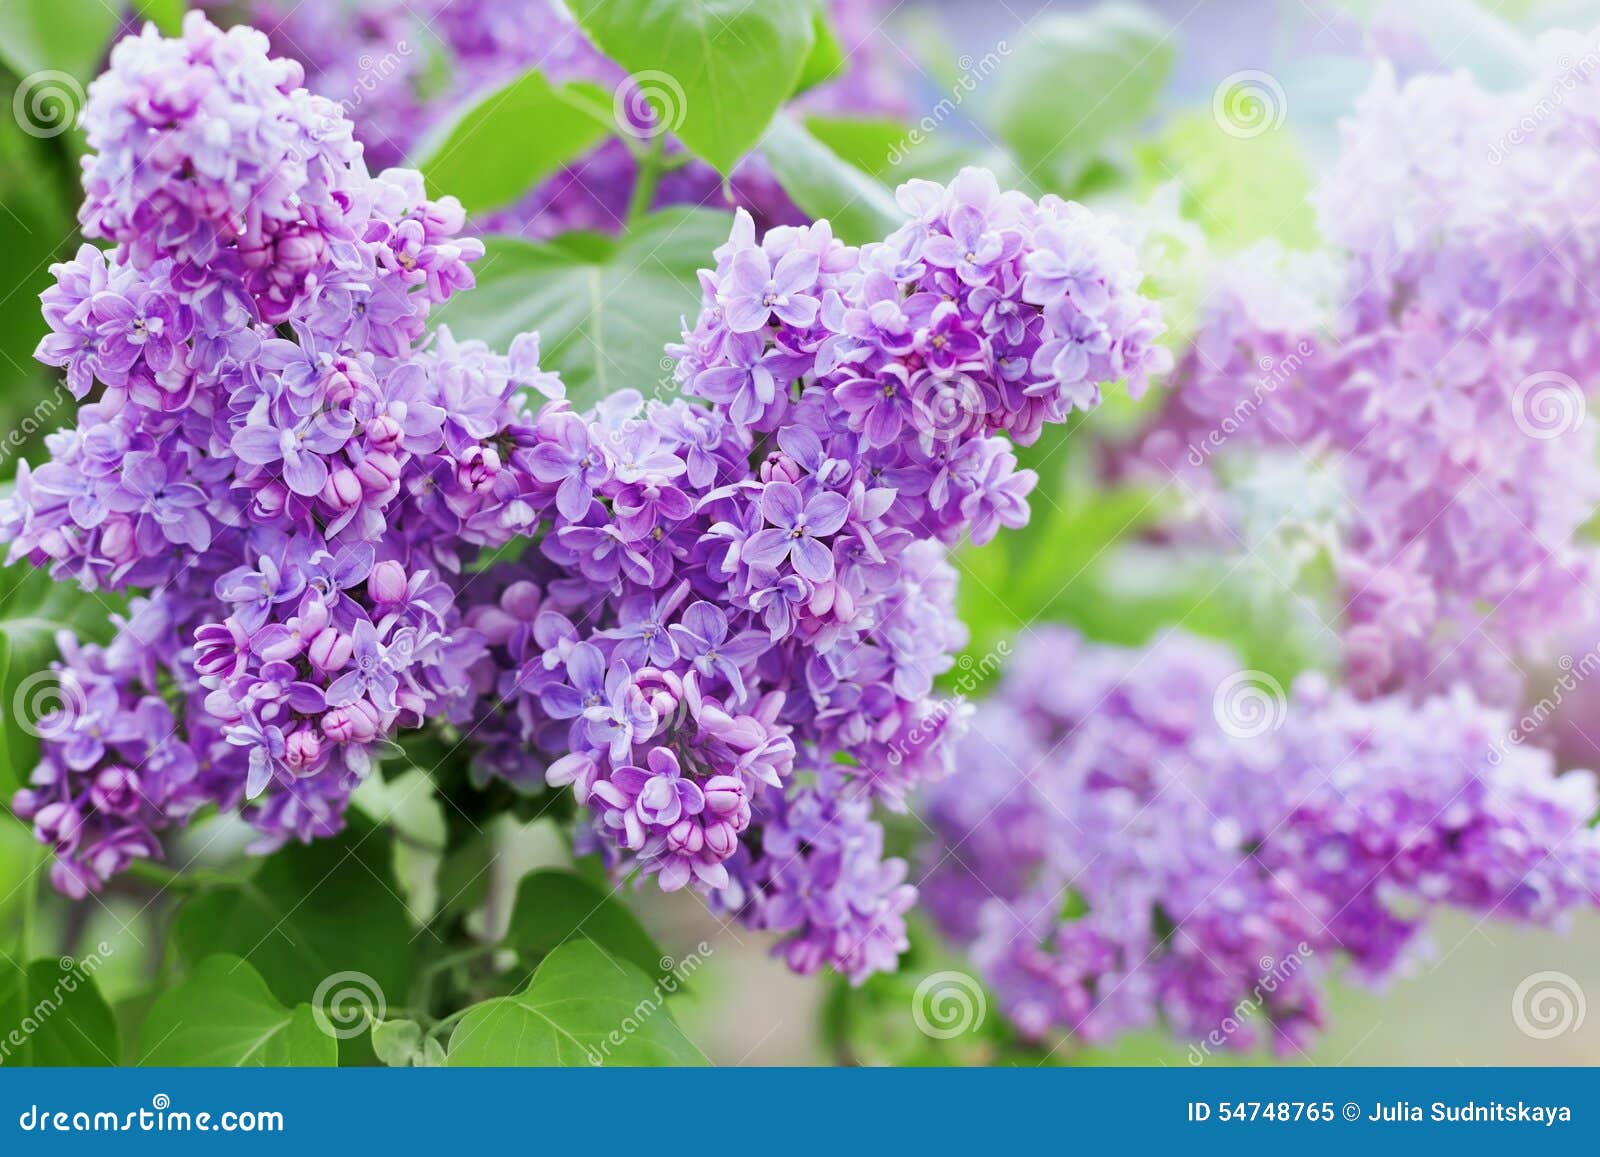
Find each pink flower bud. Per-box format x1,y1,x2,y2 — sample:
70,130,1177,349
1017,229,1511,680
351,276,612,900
702,775,744,817
308,627,352,672
98,516,137,564
668,818,704,856
456,445,501,493
277,230,325,274
283,729,323,771
702,820,738,860
356,451,402,494
760,451,803,485
366,414,404,453
369,560,408,605
321,710,352,744
322,467,362,511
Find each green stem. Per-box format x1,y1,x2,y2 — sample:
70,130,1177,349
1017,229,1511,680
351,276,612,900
626,135,666,226
427,1005,476,1041
124,860,247,892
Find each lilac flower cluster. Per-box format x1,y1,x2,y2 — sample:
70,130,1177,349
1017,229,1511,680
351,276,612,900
4,14,557,894
3,18,1166,994
450,168,1166,977
921,628,1600,1052
1140,54,1600,704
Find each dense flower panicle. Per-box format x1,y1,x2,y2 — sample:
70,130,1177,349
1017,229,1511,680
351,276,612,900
444,172,1164,976
1139,52,1600,704
921,628,1600,1051
4,14,555,893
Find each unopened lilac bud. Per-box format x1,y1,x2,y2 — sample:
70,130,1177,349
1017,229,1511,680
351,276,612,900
668,818,705,856
369,560,408,605
366,414,404,453
322,467,362,511
760,451,803,485
356,451,402,494
90,766,141,814
308,627,352,672
35,802,82,853
456,445,500,492
322,708,358,744
283,729,323,771
702,776,744,817
98,516,137,565
702,820,738,860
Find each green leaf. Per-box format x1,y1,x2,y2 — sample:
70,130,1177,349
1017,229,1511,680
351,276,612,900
505,869,664,982
795,0,844,95
132,0,186,37
172,823,416,1016
138,955,336,1067
1135,111,1317,250
448,940,704,1066
0,0,122,83
413,70,613,213
0,957,119,1066
431,206,732,401
760,114,904,246
568,0,815,175
371,1018,441,1067
987,5,1173,190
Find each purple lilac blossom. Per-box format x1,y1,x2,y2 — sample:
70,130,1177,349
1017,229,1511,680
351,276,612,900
5,14,557,894
1139,49,1600,705
921,627,1600,1051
